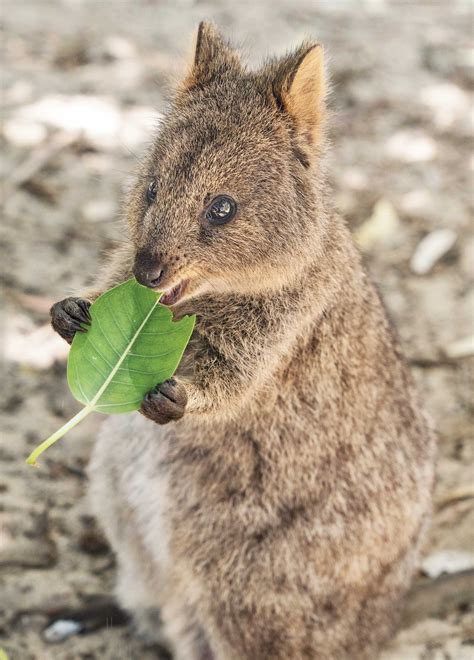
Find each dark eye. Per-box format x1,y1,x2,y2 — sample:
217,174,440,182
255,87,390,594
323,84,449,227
146,180,157,204
205,195,237,225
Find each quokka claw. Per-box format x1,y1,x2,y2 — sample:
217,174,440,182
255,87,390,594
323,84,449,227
50,297,92,344
141,378,188,425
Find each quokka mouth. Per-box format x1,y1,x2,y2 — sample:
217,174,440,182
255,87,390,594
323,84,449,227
159,280,188,306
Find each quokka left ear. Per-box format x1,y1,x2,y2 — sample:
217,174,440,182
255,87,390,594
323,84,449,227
182,21,242,90
271,43,327,152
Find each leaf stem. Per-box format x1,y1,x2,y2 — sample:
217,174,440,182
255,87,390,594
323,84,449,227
26,405,93,466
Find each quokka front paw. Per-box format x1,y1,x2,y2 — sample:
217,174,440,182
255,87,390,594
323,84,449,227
50,297,91,344
141,378,188,425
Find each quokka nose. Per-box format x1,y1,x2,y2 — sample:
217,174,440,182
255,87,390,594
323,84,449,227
133,258,167,289
141,268,165,288
147,268,165,288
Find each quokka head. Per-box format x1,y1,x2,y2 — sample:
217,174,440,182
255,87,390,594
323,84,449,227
129,21,329,306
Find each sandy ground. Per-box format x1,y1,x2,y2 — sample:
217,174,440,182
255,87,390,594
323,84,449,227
1,1,473,658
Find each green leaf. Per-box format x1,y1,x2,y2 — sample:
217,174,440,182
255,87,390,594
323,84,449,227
68,278,195,413
26,278,195,465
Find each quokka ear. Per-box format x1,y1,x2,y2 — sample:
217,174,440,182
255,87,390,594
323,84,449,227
182,21,241,90
271,43,327,150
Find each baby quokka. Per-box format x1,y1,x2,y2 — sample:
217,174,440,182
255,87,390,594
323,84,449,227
51,22,435,660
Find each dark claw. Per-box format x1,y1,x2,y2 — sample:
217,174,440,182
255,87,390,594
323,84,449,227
50,297,91,344
158,378,188,407
70,319,84,332
141,379,187,425
63,298,91,326
78,298,92,322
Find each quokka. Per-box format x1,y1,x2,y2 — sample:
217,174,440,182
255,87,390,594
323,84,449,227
51,22,435,660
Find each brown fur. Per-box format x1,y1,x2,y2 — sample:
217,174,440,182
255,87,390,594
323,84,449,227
67,22,435,659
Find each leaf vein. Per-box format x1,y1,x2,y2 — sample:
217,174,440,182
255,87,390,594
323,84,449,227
95,314,123,358
84,354,108,380
127,348,181,359
95,398,143,409
74,360,91,405
87,339,116,370
107,307,130,344
117,366,170,375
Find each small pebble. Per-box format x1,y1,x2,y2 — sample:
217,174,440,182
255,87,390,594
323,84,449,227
341,167,368,191
420,82,470,130
444,335,474,359
353,199,401,249
421,550,474,579
103,35,137,60
3,118,47,148
400,189,432,216
5,80,34,104
43,619,83,643
81,199,116,223
386,130,437,163
410,229,457,275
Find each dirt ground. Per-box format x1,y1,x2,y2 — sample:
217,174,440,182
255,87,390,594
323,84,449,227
1,1,473,658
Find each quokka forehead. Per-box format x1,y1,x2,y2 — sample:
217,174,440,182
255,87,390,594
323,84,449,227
149,108,287,185
160,90,277,149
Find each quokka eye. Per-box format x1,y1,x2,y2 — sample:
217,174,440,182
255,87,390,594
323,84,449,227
146,180,157,204
205,195,237,225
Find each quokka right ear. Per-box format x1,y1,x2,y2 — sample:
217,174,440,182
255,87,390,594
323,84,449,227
182,21,241,90
269,43,327,153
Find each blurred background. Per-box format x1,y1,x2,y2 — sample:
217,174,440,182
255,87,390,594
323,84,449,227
1,1,473,658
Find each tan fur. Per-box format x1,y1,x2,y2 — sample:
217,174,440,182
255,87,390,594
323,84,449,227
281,45,326,149
83,23,435,660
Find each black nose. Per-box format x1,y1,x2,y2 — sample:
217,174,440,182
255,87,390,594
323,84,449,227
135,266,166,288
133,251,167,289
148,268,165,288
